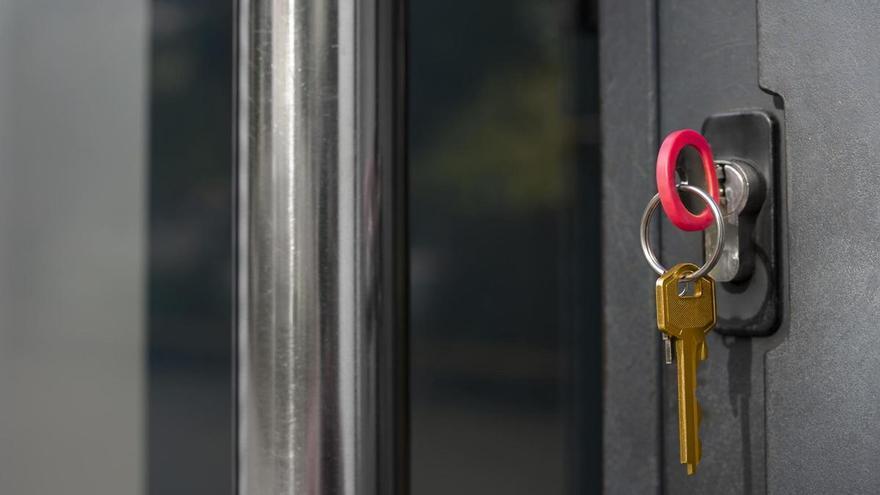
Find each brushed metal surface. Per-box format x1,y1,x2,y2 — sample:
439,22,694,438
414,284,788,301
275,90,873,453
759,1,880,492
237,0,404,493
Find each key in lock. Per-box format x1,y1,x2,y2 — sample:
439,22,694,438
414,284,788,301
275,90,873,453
702,160,765,283
698,111,781,337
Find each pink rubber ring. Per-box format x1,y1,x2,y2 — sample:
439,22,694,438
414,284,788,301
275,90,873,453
656,129,720,231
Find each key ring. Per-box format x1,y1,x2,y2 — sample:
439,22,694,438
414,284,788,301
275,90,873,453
640,184,725,282
656,129,720,231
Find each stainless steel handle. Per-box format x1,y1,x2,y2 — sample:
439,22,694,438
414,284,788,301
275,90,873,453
237,0,406,493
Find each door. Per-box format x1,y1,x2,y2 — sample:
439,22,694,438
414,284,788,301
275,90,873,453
603,1,880,493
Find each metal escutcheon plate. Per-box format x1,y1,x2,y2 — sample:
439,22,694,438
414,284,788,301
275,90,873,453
702,111,781,337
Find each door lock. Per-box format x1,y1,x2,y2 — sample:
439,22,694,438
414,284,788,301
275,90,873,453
704,159,765,283
700,111,781,337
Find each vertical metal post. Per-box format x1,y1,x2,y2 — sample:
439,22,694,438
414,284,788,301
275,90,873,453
237,0,407,493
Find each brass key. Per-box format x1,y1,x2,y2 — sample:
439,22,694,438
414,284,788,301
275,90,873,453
656,262,716,475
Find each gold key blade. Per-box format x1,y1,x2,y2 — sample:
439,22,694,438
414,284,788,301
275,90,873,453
674,335,703,474
656,263,716,475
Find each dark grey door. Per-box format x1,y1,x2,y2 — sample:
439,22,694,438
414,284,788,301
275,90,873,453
602,1,880,493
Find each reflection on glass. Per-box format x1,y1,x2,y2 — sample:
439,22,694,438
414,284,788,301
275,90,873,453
409,0,600,493
149,1,233,494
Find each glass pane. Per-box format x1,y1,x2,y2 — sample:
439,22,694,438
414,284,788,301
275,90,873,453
0,2,233,494
0,1,147,493
408,0,601,493
148,1,233,494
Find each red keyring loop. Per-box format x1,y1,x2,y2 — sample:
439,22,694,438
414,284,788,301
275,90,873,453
656,129,720,231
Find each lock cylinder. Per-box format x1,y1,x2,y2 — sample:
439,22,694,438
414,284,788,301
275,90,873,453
704,159,765,283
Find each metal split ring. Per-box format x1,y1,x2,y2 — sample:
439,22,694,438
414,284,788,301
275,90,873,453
640,184,725,281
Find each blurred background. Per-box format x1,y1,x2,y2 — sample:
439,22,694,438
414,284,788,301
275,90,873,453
408,0,600,493
0,0,599,493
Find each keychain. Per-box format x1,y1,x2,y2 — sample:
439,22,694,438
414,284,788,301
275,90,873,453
640,130,725,475
655,129,720,231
